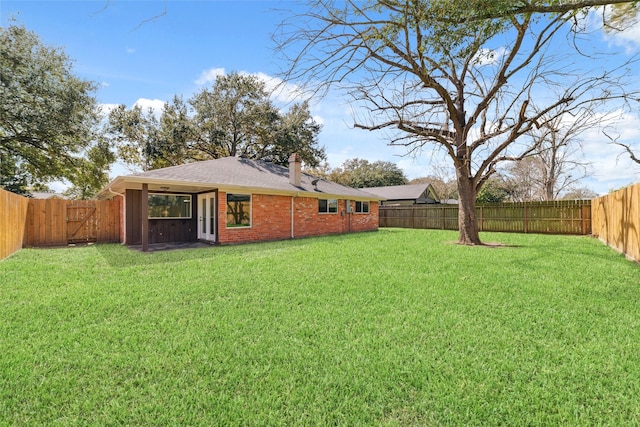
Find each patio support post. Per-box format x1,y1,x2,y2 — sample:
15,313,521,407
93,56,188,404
214,189,219,244
141,183,149,252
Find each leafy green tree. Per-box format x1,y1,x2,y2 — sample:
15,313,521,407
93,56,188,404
277,0,639,244
329,158,407,188
254,101,325,167
109,74,325,170
0,154,31,195
0,25,108,192
476,176,511,204
190,72,325,166
64,136,115,199
107,104,159,171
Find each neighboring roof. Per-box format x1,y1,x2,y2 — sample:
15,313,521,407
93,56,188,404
361,183,437,201
31,192,65,199
98,156,383,200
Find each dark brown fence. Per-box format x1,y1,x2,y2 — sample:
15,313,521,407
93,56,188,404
592,183,640,263
379,200,592,235
0,188,30,260
23,199,121,247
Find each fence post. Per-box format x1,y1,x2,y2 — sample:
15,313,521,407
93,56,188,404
479,206,483,231
411,206,415,229
441,206,445,230
582,204,589,235
523,203,528,233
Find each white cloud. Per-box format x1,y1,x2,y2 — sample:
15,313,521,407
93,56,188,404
133,98,165,116
126,47,136,54
587,7,640,53
578,111,640,193
99,103,120,117
241,71,310,105
195,67,226,86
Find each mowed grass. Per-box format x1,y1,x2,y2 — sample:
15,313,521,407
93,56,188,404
1,229,640,426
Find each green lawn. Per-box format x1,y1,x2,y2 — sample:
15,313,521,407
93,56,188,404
1,229,639,426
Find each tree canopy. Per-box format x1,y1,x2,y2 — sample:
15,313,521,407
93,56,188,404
0,24,110,196
277,0,639,244
308,158,408,188
108,73,326,171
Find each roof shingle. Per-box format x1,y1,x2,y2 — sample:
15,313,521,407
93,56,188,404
101,156,381,200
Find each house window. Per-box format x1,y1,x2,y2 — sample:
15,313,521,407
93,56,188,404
148,194,192,219
226,193,251,227
318,198,338,214
355,201,370,214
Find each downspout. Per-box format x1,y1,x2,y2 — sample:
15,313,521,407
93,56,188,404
107,187,126,245
291,195,295,239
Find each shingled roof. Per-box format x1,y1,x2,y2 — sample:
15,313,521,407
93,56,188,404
361,183,439,202
99,156,382,200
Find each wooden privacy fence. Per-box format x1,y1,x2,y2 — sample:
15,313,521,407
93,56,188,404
592,183,640,263
0,188,30,260
23,198,121,247
1,189,122,259
379,200,592,235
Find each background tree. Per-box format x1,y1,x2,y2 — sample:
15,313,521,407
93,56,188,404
476,175,512,204
277,0,639,244
64,136,115,199
0,24,111,194
0,154,31,195
190,72,325,167
109,73,326,170
561,186,599,199
527,112,593,201
410,165,458,201
107,104,161,171
253,101,325,166
327,158,407,188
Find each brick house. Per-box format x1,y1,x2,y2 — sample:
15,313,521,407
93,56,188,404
98,154,383,251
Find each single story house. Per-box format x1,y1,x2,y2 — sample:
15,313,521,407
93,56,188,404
98,154,383,250
362,183,440,206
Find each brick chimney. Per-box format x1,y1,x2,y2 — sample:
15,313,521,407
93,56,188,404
288,153,302,187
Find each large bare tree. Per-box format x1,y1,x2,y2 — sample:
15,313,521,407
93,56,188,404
276,0,639,244
506,110,597,201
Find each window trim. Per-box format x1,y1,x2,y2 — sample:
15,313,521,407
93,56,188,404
318,198,338,214
148,193,192,219
226,193,252,228
355,200,370,214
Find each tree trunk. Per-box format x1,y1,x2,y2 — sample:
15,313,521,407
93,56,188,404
457,174,482,245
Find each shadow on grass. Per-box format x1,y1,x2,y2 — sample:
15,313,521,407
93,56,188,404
93,231,386,268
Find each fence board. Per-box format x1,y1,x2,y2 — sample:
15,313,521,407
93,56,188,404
23,199,121,247
592,183,640,263
379,200,592,236
0,188,30,260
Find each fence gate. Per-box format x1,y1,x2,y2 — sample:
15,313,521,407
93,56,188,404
66,202,98,244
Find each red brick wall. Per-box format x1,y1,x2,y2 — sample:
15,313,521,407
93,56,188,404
349,201,379,232
218,193,292,244
217,192,378,245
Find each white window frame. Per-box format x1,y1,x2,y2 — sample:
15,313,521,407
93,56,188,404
318,198,338,214
355,201,370,214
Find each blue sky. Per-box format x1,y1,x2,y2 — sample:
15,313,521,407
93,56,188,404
2,0,640,195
